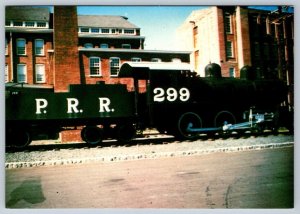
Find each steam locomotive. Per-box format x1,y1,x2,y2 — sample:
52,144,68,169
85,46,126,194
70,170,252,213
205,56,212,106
6,62,292,148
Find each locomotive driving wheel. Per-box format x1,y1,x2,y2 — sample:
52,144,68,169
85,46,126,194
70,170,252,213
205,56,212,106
177,112,202,140
214,111,236,135
81,126,103,145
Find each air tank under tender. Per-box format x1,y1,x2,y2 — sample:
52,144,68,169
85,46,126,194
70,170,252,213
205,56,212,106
205,63,222,78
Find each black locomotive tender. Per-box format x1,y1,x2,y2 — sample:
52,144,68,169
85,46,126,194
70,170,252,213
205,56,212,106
6,62,292,148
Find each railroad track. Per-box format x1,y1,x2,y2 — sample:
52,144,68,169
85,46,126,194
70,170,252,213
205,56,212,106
6,129,290,153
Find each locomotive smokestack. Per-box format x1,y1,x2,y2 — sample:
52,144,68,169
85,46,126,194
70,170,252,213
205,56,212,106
53,6,81,92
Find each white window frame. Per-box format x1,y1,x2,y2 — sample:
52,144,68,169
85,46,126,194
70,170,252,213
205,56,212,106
110,57,120,77
25,21,35,27
13,21,23,27
91,28,99,33
89,57,102,77
35,39,44,56
35,64,46,83
124,29,135,34
16,38,26,55
17,64,27,83
101,28,110,34
80,27,90,33
36,22,47,28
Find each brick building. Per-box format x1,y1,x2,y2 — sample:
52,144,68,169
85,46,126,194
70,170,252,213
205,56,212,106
5,6,191,142
176,6,293,108
5,6,190,92
176,6,294,81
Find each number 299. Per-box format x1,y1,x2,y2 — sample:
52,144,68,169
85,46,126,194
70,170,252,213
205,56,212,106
153,87,190,102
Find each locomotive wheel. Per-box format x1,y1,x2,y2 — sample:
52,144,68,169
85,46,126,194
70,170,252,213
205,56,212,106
116,123,136,144
81,126,103,145
214,111,236,129
177,112,202,140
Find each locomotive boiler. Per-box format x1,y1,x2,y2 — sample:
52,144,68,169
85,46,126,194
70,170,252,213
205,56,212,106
5,62,292,149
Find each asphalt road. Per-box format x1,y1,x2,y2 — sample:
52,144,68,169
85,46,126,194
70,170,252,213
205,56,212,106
5,146,293,208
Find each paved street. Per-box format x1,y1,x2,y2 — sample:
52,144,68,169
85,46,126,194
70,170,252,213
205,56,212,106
5,146,293,208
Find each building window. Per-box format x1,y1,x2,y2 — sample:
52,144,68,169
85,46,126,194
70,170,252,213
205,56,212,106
225,13,232,34
100,43,109,48
84,43,93,48
151,58,162,62
124,29,135,34
91,28,99,33
131,57,141,62
226,41,233,58
254,42,260,59
13,21,23,27
25,21,35,27
35,39,44,55
110,57,120,76
229,67,235,77
37,22,47,28
16,38,26,55
112,29,122,34
17,64,27,83
193,26,198,47
80,27,89,33
5,21,11,26
35,64,46,83
195,50,199,71
5,64,9,83
101,28,110,34
89,57,101,76
122,44,131,49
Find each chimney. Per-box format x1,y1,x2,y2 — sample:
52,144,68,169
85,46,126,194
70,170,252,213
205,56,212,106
53,6,80,92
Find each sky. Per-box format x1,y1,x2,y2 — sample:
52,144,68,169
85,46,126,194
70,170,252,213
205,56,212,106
76,6,206,50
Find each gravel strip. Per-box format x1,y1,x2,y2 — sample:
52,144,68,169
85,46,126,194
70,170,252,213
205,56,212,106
5,134,293,169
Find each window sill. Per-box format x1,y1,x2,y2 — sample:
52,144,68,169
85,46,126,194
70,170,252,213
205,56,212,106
89,75,103,78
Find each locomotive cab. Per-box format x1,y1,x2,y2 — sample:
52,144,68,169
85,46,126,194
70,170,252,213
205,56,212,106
119,62,195,134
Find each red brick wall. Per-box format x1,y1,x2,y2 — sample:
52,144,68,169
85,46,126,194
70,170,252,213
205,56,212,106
54,6,81,92
6,33,53,84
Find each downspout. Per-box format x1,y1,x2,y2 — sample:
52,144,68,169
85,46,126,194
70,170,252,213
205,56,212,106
10,31,13,82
